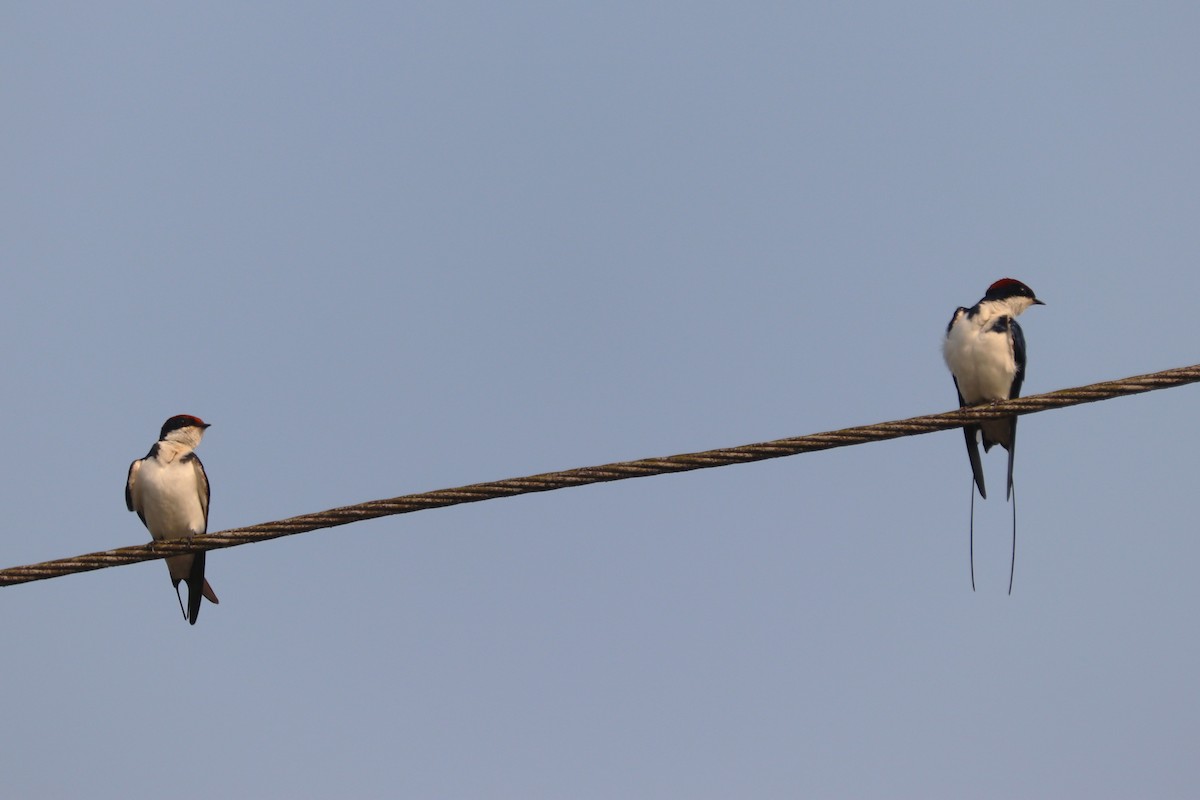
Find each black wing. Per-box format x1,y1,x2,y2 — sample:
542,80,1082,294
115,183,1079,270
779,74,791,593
1009,319,1028,400
184,453,211,533
125,458,147,525
954,379,987,500
1004,319,1028,500
181,452,211,624
185,551,206,625
125,444,159,524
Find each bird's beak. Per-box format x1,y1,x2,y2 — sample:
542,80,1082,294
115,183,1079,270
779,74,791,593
1033,298,1046,305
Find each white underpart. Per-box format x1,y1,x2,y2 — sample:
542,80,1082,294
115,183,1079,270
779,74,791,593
133,441,206,583
942,296,1033,403
943,310,1015,404
136,454,205,539
944,295,1037,451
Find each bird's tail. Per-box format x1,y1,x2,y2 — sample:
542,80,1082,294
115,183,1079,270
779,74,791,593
185,551,207,625
1008,481,1017,595
1006,417,1018,501
964,425,987,499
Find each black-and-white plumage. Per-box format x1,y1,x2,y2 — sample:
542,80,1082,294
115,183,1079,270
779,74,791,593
943,279,1044,592
126,415,219,624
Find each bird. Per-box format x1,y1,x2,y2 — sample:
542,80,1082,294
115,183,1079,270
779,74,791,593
126,415,219,624
943,279,1044,593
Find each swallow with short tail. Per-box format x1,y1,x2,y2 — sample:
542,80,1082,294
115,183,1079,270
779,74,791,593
126,415,219,624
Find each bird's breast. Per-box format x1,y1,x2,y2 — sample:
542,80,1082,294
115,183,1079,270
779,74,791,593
944,317,1016,403
135,459,206,539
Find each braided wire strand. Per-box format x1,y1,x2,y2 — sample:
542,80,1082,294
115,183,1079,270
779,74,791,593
2,363,1198,587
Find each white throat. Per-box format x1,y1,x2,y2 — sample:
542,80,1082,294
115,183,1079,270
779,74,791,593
981,295,1035,320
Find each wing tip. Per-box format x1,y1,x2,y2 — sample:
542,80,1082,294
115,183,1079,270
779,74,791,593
185,552,206,624
963,425,987,499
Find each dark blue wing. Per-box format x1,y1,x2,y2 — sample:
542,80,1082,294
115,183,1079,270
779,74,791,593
953,379,987,499
1006,318,1028,498
1009,318,1027,400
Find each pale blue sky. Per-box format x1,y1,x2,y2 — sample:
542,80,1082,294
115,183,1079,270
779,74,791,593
4,3,1200,797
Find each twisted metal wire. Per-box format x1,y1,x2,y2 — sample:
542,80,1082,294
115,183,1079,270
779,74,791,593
3,363,1198,588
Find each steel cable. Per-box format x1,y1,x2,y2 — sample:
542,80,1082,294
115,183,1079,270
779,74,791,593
2,363,1198,588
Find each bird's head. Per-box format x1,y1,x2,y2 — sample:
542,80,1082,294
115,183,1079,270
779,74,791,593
159,415,211,448
983,278,1045,315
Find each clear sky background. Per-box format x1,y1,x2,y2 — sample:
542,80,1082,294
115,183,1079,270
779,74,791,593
4,3,1199,798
